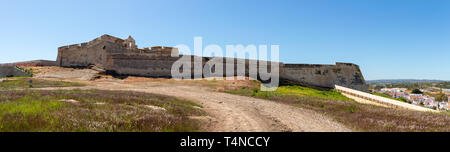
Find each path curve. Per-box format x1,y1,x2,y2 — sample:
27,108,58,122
96,82,351,132
36,80,351,132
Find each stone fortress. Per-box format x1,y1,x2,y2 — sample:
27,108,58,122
57,34,368,91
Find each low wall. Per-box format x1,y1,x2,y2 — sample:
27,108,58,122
335,85,438,112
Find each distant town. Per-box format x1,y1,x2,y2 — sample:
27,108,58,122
371,87,450,111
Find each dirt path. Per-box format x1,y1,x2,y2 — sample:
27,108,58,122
135,86,351,132
37,79,351,132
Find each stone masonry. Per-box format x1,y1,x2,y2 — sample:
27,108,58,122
0,64,30,78
57,34,368,91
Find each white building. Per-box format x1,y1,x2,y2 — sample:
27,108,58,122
438,102,448,110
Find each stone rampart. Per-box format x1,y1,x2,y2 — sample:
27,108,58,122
280,63,368,91
56,34,369,91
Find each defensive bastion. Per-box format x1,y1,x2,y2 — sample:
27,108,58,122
57,34,368,91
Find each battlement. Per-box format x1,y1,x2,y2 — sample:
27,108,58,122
284,63,335,68
58,43,82,50
336,62,359,67
58,41,97,50
284,62,360,68
58,35,177,54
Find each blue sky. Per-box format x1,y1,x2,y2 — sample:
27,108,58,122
0,0,449,80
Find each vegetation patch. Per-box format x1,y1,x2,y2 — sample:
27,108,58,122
15,66,34,77
225,84,450,132
0,78,85,90
0,89,204,132
226,85,353,102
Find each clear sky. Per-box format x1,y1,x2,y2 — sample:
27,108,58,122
0,0,449,80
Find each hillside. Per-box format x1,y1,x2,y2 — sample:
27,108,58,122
368,79,450,90
367,79,447,84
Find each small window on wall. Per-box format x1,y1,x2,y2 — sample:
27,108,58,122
103,46,106,50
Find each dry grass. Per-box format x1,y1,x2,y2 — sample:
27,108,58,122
0,89,204,132
0,78,85,90
122,76,260,91
225,84,450,132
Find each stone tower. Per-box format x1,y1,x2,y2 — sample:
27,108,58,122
124,36,137,49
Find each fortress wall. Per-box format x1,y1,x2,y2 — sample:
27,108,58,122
57,41,112,68
0,65,30,77
57,43,368,91
57,44,89,67
280,63,368,91
56,35,368,91
105,53,180,77
86,41,109,67
217,57,276,79
105,54,275,79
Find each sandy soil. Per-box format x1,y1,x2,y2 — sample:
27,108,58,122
31,66,100,80
32,66,351,132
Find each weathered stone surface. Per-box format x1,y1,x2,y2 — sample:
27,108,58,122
280,63,368,91
0,64,30,78
57,34,368,91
